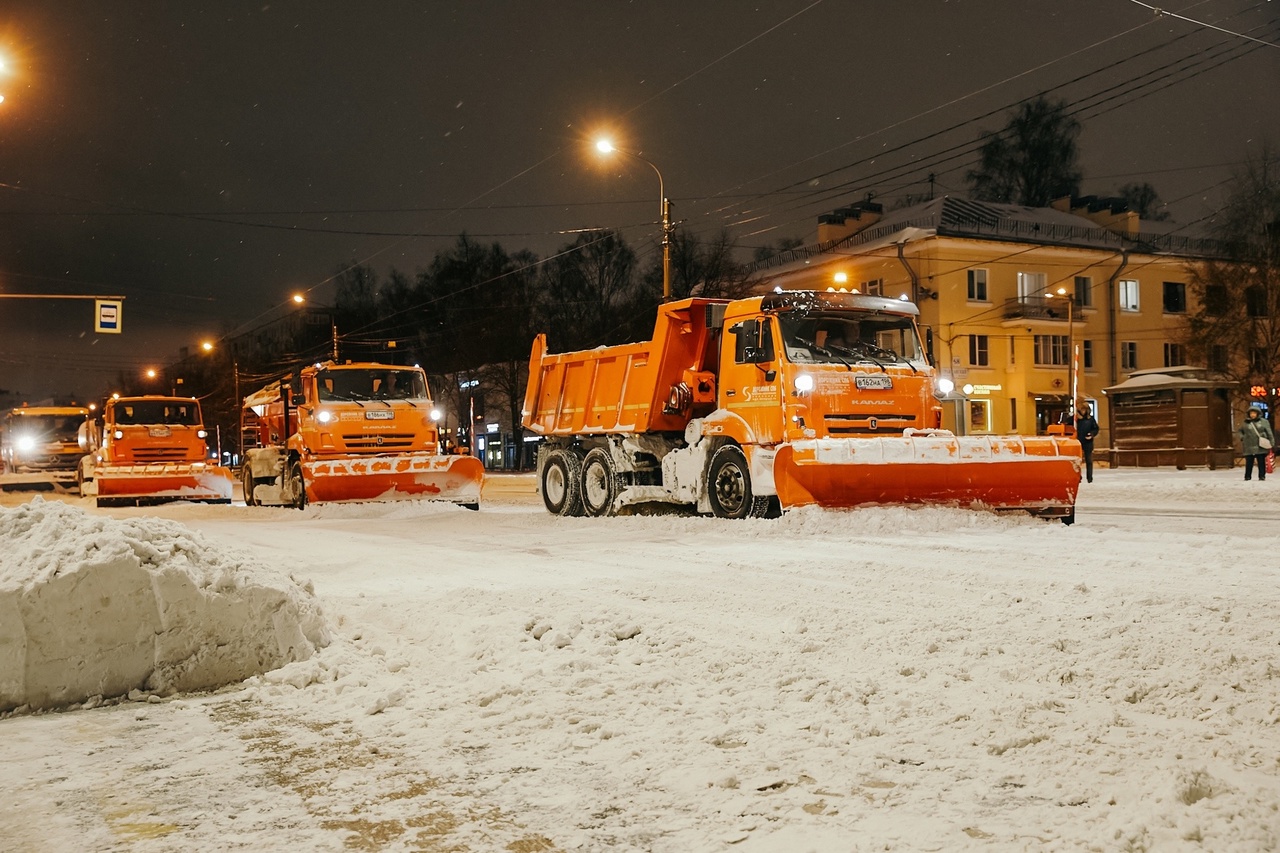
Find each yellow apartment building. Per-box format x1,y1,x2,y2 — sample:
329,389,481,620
751,195,1220,448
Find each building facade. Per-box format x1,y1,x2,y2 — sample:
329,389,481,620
752,196,1220,448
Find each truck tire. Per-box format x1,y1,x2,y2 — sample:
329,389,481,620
708,445,771,519
287,459,307,510
541,448,583,516
580,447,619,517
241,466,257,506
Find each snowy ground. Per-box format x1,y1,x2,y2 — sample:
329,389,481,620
3,468,1279,852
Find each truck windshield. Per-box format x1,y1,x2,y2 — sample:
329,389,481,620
778,313,925,367
316,369,429,402
114,401,201,425
6,415,86,440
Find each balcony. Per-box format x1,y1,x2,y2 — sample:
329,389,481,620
1002,296,1074,322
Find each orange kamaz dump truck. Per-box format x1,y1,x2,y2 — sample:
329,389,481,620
88,395,235,506
522,290,1081,520
241,360,483,509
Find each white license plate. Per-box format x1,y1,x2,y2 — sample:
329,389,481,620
855,374,894,390
148,426,172,437
365,410,394,420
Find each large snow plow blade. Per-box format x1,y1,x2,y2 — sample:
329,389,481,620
302,453,484,506
774,432,1081,517
95,463,235,506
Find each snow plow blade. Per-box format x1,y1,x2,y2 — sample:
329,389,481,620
95,463,235,505
302,453,484,505
773,432,1081,517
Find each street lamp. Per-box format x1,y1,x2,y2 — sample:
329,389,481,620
292,293,339,360
1054,286,1077,418
595,138,674,300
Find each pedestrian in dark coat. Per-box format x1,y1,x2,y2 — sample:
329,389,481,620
1239,406,1275,482
1074,405,1100,483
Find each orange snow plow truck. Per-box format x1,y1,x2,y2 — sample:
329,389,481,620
241,361,484,509
88,395,235,506
522,291,1081,520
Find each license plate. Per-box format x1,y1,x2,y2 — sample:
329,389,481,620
148,426,172,437
855,374,894,390
365,410,394,420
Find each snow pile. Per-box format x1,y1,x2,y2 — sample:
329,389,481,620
0,498,329,711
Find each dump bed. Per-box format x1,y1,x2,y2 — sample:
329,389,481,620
522,298,723,437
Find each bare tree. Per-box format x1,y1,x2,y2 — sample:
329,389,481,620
967,97,1082,206
1183,152,1280,420
1118,182,1171,221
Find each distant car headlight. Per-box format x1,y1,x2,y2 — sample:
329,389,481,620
793,374,814,395
429,408,443,422
936,377,955,396
317,410,334,424
15,435,36,452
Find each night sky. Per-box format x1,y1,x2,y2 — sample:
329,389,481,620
1,1,1277,401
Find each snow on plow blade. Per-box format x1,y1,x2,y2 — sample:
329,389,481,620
95,464,235,504
302,453,484,505
774,432,1081,516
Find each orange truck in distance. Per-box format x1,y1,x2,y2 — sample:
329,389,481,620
522,290,1081,520
1,405,91,491
86,395,235,506
241,360,483,509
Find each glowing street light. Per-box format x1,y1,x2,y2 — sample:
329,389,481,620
201,340,214,353
595,138,674,300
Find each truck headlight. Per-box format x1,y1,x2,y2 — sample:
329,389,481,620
113,430,125,440
16,435,36,452
197,429,208,439
936,377,955,396
793,374,814,395
317,410,334,424
429,408,443,422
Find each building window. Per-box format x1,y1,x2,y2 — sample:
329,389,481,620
1163,342,1186,366
1010,398,1017,431
1121,341,1138,371
969,399,990,432
1034,334,1069,366
969,334,989,366
1082,339,1093,369
1119,279,1140,312
1075,276,1093,308
967,269,988,301
1208,345,1229,372
1163,281,1187,314
1246,285,1268,318
862,278,883,296
1017,271,1046,301
1251,347,1268,372
1204,284,1228,316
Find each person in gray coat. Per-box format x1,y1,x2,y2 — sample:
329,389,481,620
1238,406,1275,481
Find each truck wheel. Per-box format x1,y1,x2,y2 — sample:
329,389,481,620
241,466,257,506
287,459,307,510
580,447,619,517
708,445,771,519
541,449,583,516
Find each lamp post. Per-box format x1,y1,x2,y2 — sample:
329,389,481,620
293,293,339,360
1055,287,1076,418
595,139,673,300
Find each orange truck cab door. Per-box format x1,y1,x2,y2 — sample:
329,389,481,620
718,314,785,446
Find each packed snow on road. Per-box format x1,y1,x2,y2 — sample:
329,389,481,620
3,469,1278,852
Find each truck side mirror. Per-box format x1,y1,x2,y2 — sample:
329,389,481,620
730,319,775,365
924,326,935,366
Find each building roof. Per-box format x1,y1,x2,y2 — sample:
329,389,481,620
750,195,1225,275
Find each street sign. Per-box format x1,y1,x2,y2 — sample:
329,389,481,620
95,299,122,334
